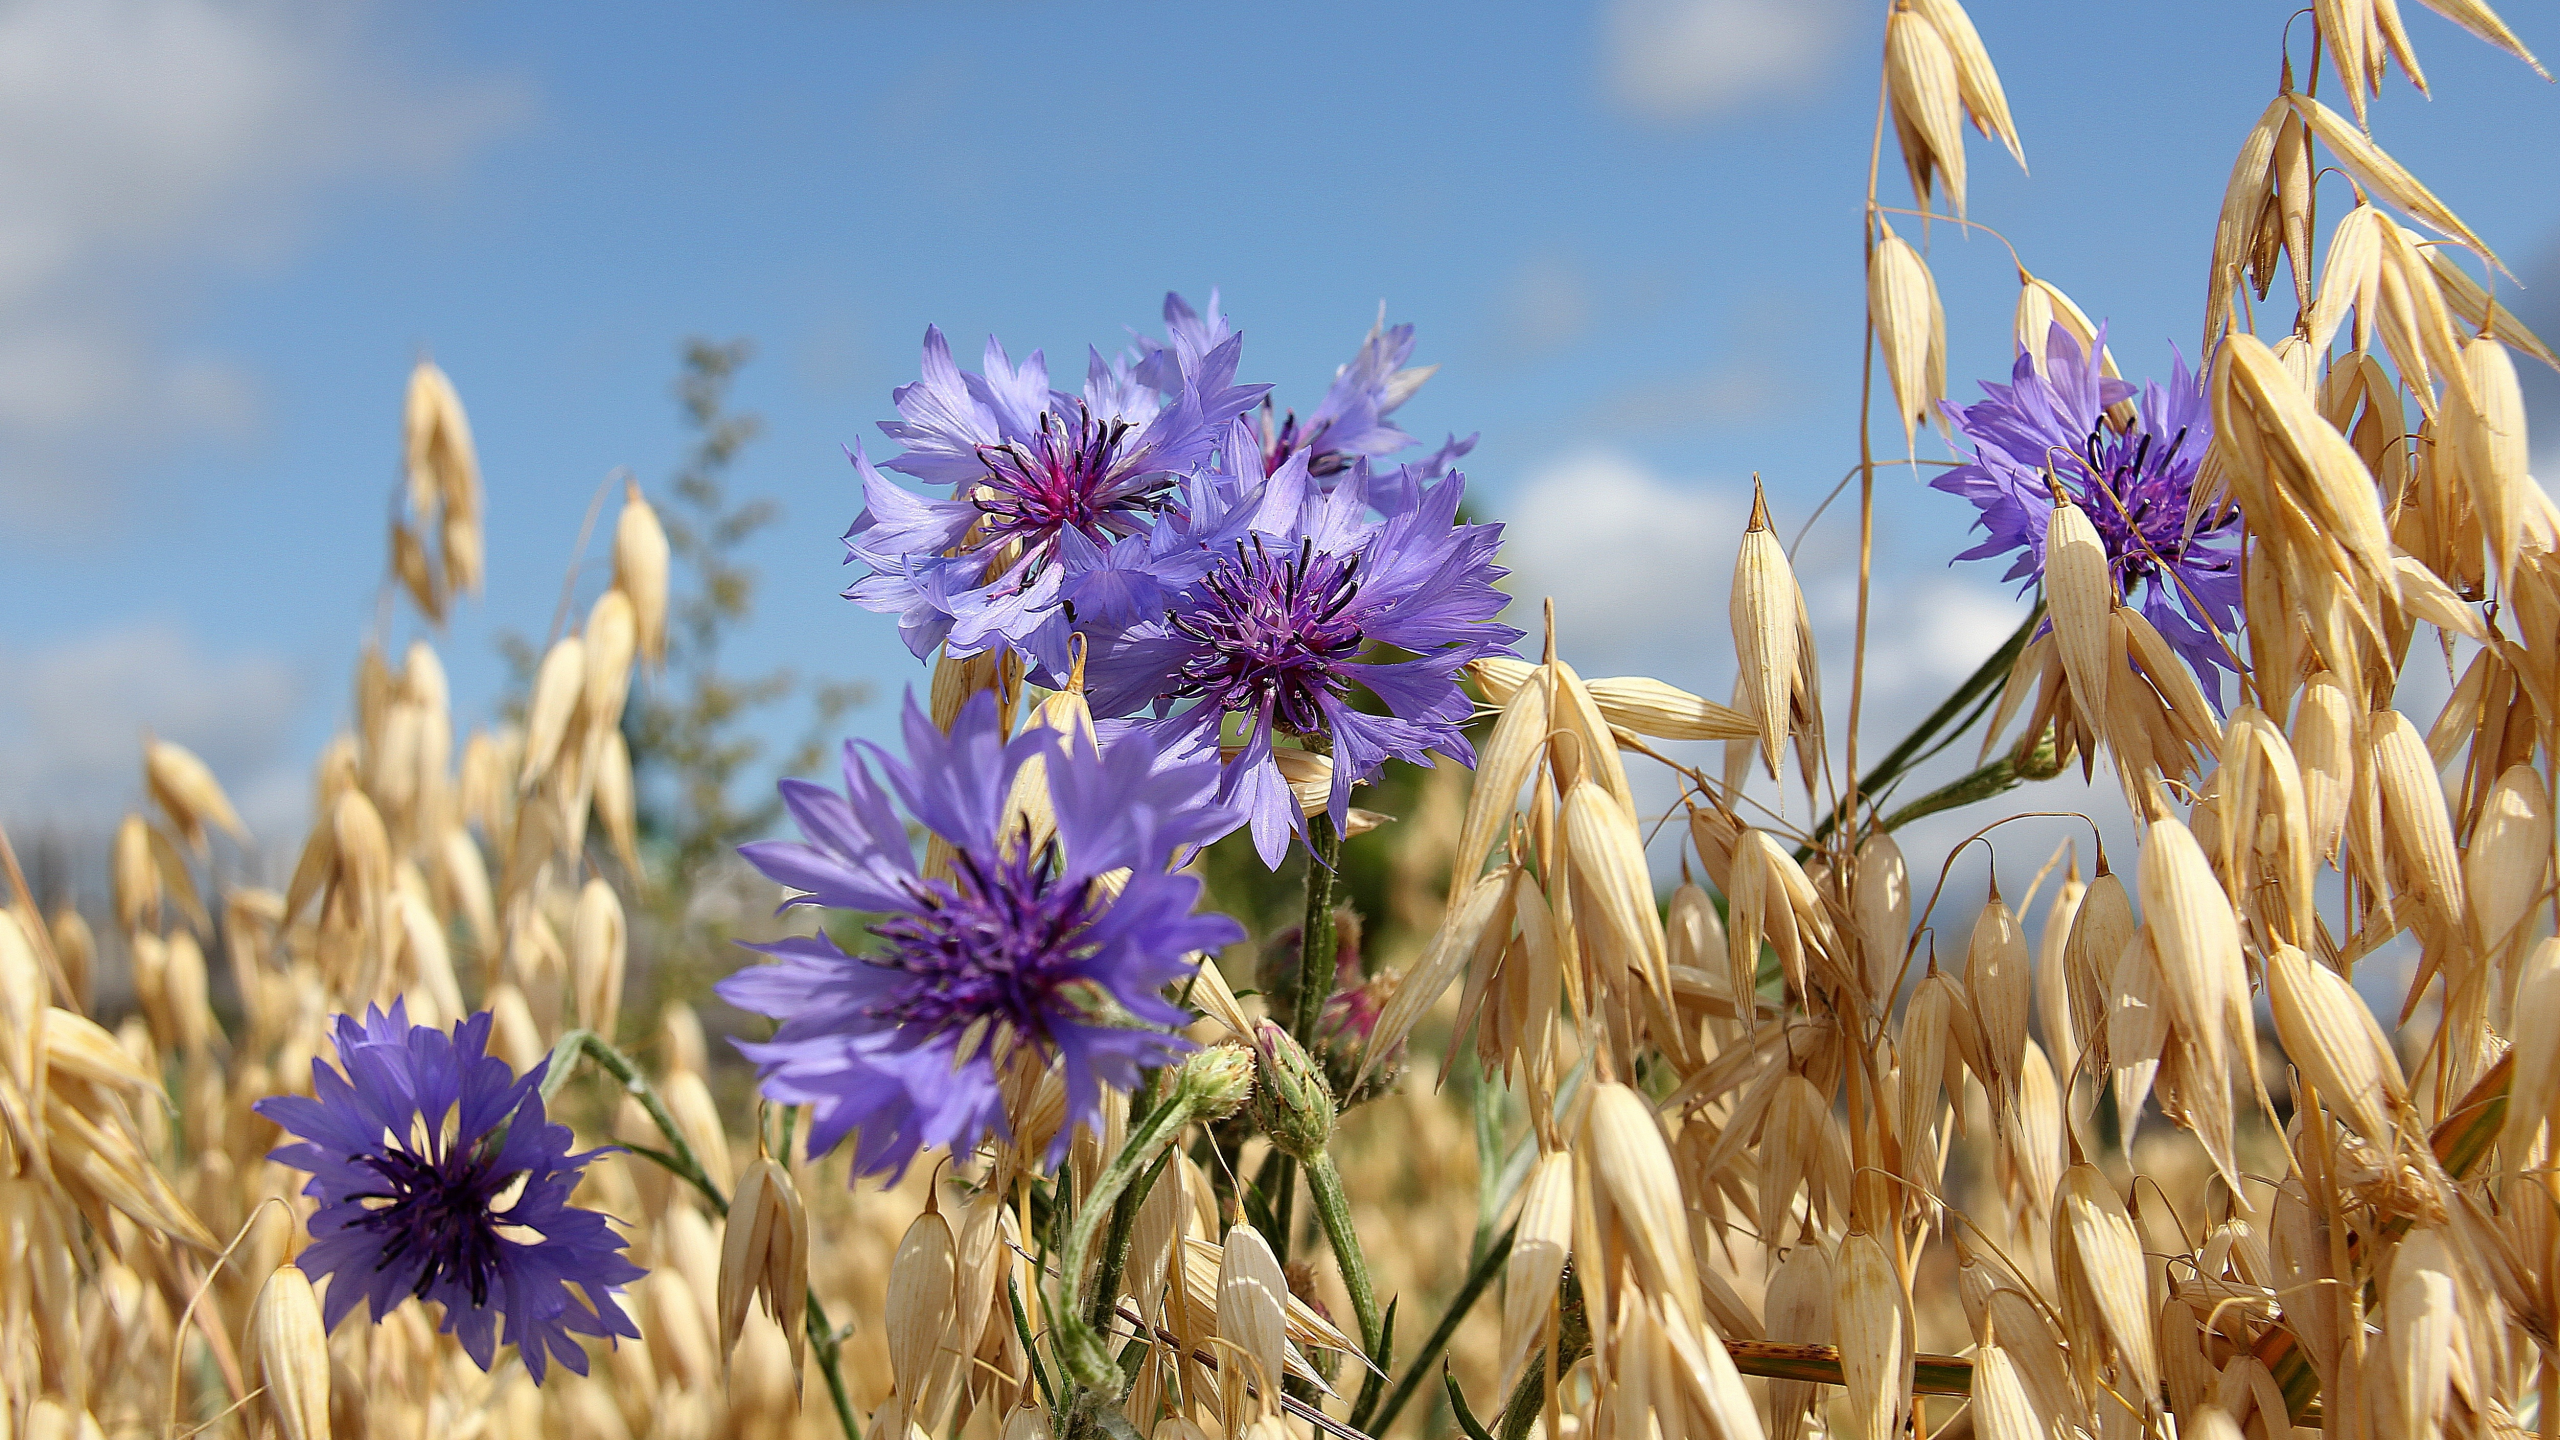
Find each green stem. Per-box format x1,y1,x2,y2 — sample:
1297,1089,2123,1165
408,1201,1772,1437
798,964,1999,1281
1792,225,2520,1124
1800,604,2042,855
1365,1221,1516,1435
1050,1086,1201,1390
540,1030,860,1440
1872,725,2064,836
1083,1071,1163,1333
1290,814,1344,1046
1304,1153,1386,1418
1492,1356,1549,1440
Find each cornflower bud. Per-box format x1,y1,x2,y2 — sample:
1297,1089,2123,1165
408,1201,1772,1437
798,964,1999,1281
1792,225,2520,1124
1176,1042,1256,1122
1249,1021,1335,1163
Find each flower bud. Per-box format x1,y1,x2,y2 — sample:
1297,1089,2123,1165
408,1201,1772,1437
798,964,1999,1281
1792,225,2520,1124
1249,1022,1335,1163
1176,1043,1256,1121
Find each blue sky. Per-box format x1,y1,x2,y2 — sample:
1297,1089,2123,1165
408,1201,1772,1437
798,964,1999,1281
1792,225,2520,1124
3,0,2555,859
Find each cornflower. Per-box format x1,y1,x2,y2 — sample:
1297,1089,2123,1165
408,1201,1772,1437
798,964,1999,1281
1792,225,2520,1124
254,1002,644,1382
717,691,1245,1181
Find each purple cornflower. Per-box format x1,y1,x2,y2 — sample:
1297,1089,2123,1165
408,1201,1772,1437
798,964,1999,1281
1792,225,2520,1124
1933,323,2243,690
717,691,1246,1182
844,321,1268,670
254,1003,643,1382
1084,436,1520,866
1139,290,1474,486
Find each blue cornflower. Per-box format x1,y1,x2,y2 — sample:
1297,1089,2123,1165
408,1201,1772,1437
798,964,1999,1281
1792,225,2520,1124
843,322,1268,669
1933,323,2243,690
1139,290,1474,489
1084,436,1520,866
253,1003,643,1382
717,691,1246,1182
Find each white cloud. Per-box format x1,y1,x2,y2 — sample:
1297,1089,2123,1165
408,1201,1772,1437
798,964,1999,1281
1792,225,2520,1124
1497,449,1741,686
1602,0,1851,122
0,623,307,852
0,0,525,524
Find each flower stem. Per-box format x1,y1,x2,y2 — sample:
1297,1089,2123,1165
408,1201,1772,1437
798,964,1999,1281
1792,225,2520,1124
1289,813,1344,1047
1050,1084,1200,1391
1304,1152,1386,1423
540,1029,862,1440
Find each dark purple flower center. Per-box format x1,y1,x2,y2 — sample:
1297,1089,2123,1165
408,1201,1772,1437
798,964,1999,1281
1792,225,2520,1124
2065,424,2230,595
973,407,1167,558
1259,399,1347,478
349,1138,516,1308
869,839,1105,1050
1168,536,1364,735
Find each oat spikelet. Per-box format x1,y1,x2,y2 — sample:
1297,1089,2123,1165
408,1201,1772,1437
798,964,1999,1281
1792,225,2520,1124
2265,941,2404,1148
1731,483,1799,780
143,740,247,851
719,1157,810,1392
1884,4,1968,215
1869,221,1946,446
1833,1231,1913,1440
249,1263,332,1440
614,479,671,668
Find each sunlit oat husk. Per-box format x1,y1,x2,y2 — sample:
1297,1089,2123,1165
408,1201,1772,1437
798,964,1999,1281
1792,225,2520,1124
570,877,626,1040
1762,1242,1834,1440
662,1068,733,1193
109,814,157,935
1453,659,1547,893
1361,865,1511,1087
614,479,671,667
1884,5,1968,215
2386,1228,2460,1439
593,729,641,881
2469,766,2551,974
1564,779,1674,1017
2308,203,2385,356
2286,92,2503,273
2266,942,2404,1148
1732,486,1800,779
143,740,247,852
2138,813,2241,1086
583,587,639,736
2204,96,2290,350
1966,882,2030,1105
1834,1230,1913,1440
1548,658,1635,818
1969,1343,2043,1440
250,1263,332,1440
2035,864,2086,1079
1853,832,1910,1011
1584,1081,1705,1332
2043,494,2114,743
887,1207,958,1409
1869,222,1945,445
1909,0,2023,165
2370,708,2467,934
1898,973,1965,1189
2109,930,2168,1150
2449,335,2529,585
2053,1163,2157,1409
1581,675,1757,742
1216,1224,1289,1429
2503,939,2560,1160
1498,1152,1573,1396
520,635,587,789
